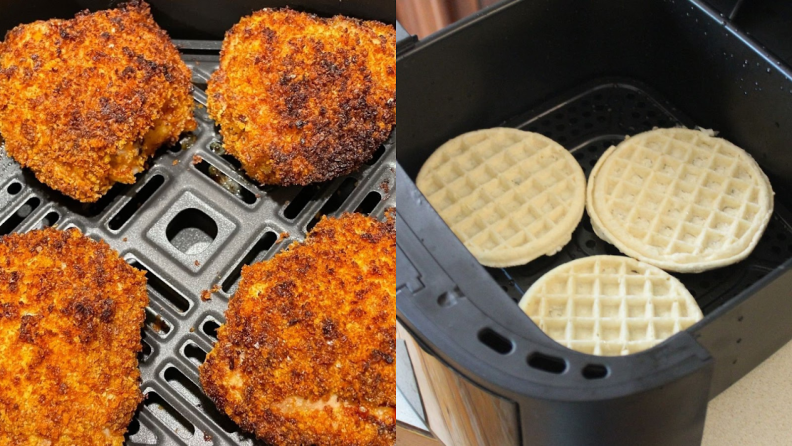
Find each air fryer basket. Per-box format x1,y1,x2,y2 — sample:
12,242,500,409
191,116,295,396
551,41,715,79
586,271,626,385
396,0,792,445
0,1,395,444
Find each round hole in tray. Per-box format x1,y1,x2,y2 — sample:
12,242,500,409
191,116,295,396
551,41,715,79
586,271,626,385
478,328,514,355
582,364,609,379
165,208,218,255
528,352,567,374
7,182,21,195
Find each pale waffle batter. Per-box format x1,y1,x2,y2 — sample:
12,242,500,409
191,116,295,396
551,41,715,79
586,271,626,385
417,128,586,267
587,128,773,273
519,255,703,356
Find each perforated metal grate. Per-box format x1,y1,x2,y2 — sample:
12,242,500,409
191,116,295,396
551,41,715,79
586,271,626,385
0,42,395,445
487,81,792,317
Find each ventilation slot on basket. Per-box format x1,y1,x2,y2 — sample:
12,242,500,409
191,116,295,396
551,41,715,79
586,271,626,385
108,175,165,231
164,366,238,433
202,318,220,339
39,211,59,228
284,184,322,219
478,328,514,355
129,261,191,314
125,418,158,445
126,418,141,438
222,231,278,292
193,80,208,91
0,196,40,235
307,177,358,230
163,366,202,405
582,364,609,379
140,339,153,363
72,182,128,218
169,133,198,153
30,210,60,231
6,182,21,195
208,140,243,170
528,352,567,374
144,391,195,440
195,160,257,204
183,341,207,365
166,208,218,255
365,144,387,166
355,191,382,215
145,309,172,335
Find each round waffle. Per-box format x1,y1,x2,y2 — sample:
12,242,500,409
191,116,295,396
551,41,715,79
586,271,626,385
416,128,586,267
587,128,773,273
519,255,703,356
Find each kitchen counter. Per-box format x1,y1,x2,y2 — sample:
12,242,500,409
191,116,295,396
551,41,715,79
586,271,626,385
702,338,792,445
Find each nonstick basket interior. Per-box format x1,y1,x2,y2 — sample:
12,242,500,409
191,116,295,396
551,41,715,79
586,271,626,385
476,79,792,320
0,42,395,446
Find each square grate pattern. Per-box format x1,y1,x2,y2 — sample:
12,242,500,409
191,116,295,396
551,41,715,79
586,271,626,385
0,41,395,445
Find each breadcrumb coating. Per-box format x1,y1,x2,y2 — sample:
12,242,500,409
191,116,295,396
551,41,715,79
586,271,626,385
0,228,148,445
207,9,396,186
200,213,395,445
0,0,196,202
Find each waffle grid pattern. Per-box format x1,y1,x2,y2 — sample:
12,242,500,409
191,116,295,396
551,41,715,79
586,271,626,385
417,128,585,267
519,256,703,356
588,128,773,272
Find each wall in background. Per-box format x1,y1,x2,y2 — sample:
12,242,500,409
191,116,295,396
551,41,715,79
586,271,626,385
396,0,500,38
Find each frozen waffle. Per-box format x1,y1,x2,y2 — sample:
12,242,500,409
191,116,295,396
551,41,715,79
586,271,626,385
587,128,773,273
519,255,703,356
417,128,586,267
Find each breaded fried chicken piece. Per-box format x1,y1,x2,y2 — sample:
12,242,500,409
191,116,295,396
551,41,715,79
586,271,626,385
207,9,396,186
0,0,196,202
0,228,148,445
200,213,396,445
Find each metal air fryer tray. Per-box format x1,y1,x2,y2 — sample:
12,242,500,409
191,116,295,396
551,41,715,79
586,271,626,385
0,42,395,445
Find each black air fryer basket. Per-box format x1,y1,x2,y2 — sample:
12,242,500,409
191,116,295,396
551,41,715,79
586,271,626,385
396,0,792,445
0,1,394,444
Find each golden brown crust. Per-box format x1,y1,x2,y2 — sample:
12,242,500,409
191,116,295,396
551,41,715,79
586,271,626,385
0,0,196,202
0,227,148,445
200,213,395,446
207,9,396,186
